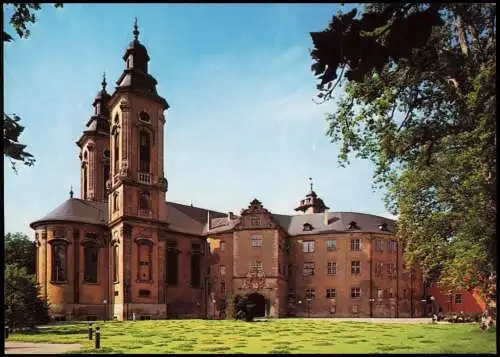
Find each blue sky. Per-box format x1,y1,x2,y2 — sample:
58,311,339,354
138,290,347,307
4,4,396,238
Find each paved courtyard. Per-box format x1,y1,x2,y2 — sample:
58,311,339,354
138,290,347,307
5,342,83,354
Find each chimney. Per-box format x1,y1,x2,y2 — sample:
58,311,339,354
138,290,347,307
207,211,211,230
324,210,329,226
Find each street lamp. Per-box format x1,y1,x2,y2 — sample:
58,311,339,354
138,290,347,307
430,296,436,315
103,300,107,322
306,298,312,318
369,298,375,318
212,299,216,320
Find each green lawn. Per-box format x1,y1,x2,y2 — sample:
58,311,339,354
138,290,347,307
7,319,497,354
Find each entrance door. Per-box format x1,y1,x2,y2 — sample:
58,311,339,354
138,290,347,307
247,293,266,317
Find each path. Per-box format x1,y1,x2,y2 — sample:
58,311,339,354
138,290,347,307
4,342,83,354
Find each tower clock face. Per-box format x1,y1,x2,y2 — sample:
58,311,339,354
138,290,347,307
139,111,150,122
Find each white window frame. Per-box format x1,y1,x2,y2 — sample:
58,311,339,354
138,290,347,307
251,233,263,247
303,240,315,253
351,260,361,275
351,287,361,299
326,239,337,251
303,262,315,276
326,288,336,299
350,239,361,252
327,261,337,276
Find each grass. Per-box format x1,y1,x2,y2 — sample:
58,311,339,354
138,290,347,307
7,319,496,354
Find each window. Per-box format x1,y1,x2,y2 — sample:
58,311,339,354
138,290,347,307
455,294,463,304
387,263,397,278
326,239,337,252
375,240,384,252
305,288,316,299
220,241,226,252
387,240,397,252
250,261,263,273
83,163,88,200
191,248,201,288
139,111,150,122
375,262,384,277
303,262,315,276
103,149,110,193
83,245,99,283
303,240,315,253
351,287,361,299
388,288,394,298
113,244,119,283
350,239,361,251
220,265,226,276
348,221,359,230
51,243,67,282
139,190,151,211
166,241,178,285
220,281,226,295
327,261,337,276
251,234,263,247
139,289,151,298
377,288,383,299
287,264,293,277
326,288,336,299
113,192,119,212
352,304,359,313
250,216,260,226
303,223,313,231
351,260,361,275
113,123,120,172
139,130,151,173
137,240,152,281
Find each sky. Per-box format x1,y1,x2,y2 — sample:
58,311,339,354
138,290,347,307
4,3,397,239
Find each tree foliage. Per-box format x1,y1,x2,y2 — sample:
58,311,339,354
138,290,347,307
310,4,496,303
3,2,63,173
5,232,37,275
4,263,50,329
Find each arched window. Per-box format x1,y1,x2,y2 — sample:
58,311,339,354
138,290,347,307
139,130,150,173
51,242,67,282
103,149,110,194
137,240,153,281
83,245,99,283
139,190,150,211
113,192,119,212
113,115,120,172
83,163,88,200
113,244,119,283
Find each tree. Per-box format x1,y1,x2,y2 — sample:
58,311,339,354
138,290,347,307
3,3,63,173
4,263,50,329
309,4,496,305
5,232,36,275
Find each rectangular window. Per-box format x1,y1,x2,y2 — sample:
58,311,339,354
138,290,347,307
375,262,384,277
327,261,337,276
386,263,397,278
455,294,463,304
377,288,383,299
305,288,316,299
303,262,315,276
166,241,178,285
220,265,226,276
326,239,337,251
375,240,384,252
303,240,315,253
326,288,336,299
51,243,67,282
352,304,359,313
387,240,397,252
250,216,260,226
250,261,263,273
287,264,293,277
139,289,150,298
83,245,99,283
351,287,361,299
251,234,263,247
219,241,226,252
351,260,361,275
350,239,361,251
190,251,201,288
220,281,226,295
113,245,119,283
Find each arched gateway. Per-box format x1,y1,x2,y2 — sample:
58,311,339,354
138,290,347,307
246,292,266,317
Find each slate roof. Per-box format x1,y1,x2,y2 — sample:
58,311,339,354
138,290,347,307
30,199,395,237
30,198,108,228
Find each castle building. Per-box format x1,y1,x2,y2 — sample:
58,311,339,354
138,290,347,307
30,22,430,321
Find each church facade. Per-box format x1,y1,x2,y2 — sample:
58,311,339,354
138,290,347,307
30,23,428,321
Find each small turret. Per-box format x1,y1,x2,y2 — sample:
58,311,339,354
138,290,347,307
294,177,329,214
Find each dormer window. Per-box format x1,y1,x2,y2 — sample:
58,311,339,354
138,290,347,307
378,222,388,231
303,223,314,231
348,221,359,230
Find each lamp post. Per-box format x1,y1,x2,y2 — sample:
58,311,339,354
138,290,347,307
420,298,427,317
369,298,375,318
212,299,216,320
430,296,435,315
103,300,107,322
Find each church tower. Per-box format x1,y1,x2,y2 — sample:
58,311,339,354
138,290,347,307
77,74,111,202
106,19,169,320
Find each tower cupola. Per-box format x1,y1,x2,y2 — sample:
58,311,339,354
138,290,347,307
294,177,329,214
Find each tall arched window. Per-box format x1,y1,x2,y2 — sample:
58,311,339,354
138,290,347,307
51,242,67,282
139,130,150,173
103,149,110,194
83,245,99,283
137,240,153,281
139,190,150,211
113,115,120,172
113,244,119,283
